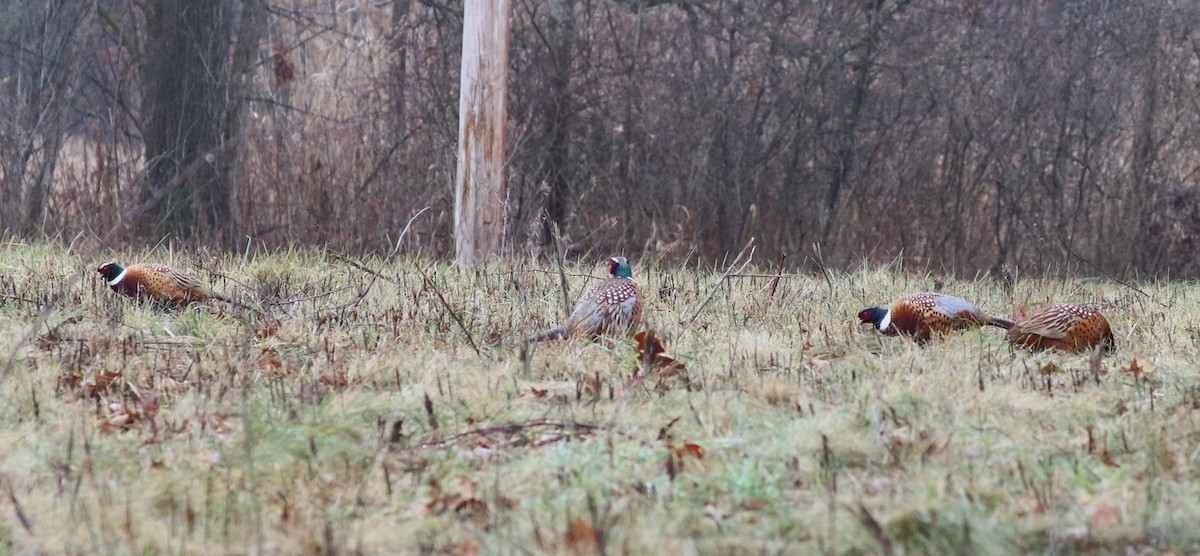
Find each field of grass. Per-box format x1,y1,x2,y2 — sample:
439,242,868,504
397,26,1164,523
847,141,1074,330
1,242,1198,554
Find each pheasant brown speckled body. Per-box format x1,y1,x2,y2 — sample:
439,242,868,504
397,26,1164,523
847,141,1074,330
1004,303,1115,353
97,262,232,305
531,257,642,342
858,292,1012,342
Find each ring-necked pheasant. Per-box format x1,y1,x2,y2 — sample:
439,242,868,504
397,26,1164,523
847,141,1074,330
859,292,1013,342
530,256,642,342
1000,303,1115,353
97,262,232,305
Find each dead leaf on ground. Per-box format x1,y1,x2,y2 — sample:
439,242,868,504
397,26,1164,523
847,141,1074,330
455,539,480,556
674,442,704,460
1087,501,1121,532
99,399,142,431
565,518,599,553
255,321,279,339
83,368,124,397
741,498,770,511
258,348,283,371
633,330,687,378
1120,358,1144,380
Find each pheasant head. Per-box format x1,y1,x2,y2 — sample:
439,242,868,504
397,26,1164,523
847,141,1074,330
609,256,633,278
97,261,126,285
858,306,889,331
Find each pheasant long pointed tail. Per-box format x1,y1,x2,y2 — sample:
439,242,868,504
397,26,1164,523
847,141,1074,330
528,326,571,343
985,315,1015,329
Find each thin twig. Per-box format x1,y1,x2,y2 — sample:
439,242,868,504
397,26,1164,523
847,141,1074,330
682,237,756,329
0,294,38,305
273,285,356,306
391,206,432,259
412,419,604,450
551,220,572,319
723,273,806,279
1063,243,1166,308
473,269,601,279
846,502,895,556
331,206,431,312
414,262,487,359
812,242,835,301
336,256,402,285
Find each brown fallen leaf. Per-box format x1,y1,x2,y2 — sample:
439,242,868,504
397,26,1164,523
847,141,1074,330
565,518,599,553
633,330,687,378
675,442,704,460
84,368,123,397
455,539,480,556
1087,501,1121,532
1121,358,1143,381
99,400,142,431
258,348,283,370
635,330,667,358
741,499,770,511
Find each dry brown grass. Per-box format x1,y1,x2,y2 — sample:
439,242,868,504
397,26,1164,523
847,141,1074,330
1,241,1198,554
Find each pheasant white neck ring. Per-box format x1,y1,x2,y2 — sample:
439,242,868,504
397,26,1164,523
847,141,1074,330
878,310,892,333
108,268,128,286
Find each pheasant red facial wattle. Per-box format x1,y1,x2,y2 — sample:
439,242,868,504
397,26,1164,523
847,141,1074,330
97,262,232,305
1002,303,1115,353
530,256,643,342
858,292,1013,342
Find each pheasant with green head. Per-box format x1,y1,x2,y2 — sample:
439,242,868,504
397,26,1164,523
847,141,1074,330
98,262,232,305
531,256,643,342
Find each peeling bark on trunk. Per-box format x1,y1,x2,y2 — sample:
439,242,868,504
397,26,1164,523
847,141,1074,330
454,0,511,263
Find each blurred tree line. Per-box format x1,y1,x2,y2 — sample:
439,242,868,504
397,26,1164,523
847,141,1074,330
2,0,1200,276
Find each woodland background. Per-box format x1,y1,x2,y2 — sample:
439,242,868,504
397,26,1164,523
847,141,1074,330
3,0,1200,275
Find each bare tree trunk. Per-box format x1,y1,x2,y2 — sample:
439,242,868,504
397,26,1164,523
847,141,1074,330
0,0,85,237
390,0,415,132
1129,21,1160,270
141,0,239,243
25,126,63,235
822,2,882,243
454,0,512,263
23,58,74,238
539,0,576,247
221,0,266,247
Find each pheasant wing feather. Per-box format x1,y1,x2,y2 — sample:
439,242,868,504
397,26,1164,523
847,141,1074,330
565,297,605,333
564,278,640,337
927,295,978,320
1015,310,1073,340
148,265,207,292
